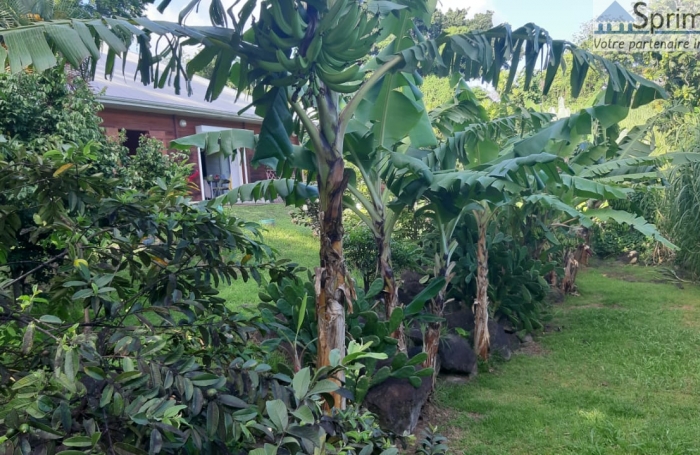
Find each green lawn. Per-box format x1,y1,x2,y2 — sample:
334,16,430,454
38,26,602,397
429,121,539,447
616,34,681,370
219,203,319,311
219,208,700,453
436,263,700,454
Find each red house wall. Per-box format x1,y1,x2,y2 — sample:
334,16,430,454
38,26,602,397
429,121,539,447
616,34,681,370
99,107,265,200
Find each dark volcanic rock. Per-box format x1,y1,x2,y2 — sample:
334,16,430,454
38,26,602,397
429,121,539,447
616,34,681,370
438,333,478,376
364,371,432,435
408,345,423,358
398,270,425,305
445,308,475,334
408,326,424,345
443,299,464,316
488,319,520,360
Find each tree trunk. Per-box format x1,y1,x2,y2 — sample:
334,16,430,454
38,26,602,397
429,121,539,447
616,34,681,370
560,249,579,295
376,227,406,353
548,253,558,288
315,156,352,409
315,88,353,410
473,211,490,360
422,266,447,386
422,290,445,386
423,319,441,385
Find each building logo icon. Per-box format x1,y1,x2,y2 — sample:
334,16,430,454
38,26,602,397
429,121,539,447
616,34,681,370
590,1,700,52
595,1,636,34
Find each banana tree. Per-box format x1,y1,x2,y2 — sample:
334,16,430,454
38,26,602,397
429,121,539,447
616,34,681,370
0,0,668,408
340,79,552,353
509,103,700,291
382,142,567,369
182,75,675,374
383,96,691,365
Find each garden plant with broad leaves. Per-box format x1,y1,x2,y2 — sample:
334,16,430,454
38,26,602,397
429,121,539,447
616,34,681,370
0,0,671,407
0,129,409,453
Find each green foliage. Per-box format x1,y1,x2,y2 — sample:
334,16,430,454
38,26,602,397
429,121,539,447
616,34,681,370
392,204,433,243
591,189,665,259
289,199,320,237
667,162,700,277
0,69,194,295
421,75,454,112
344,225,419,292
592,222,647,259
258,269,318,368
451,216,556,332
259,270,434,404
0,0,89,27
499,53,607,113
88,0,152,18
327,405,397,453
345,287,434,402
0,136,403,454
0,68,102,144
416,426,449,455
124,134,192,192
0,0,148,27
417,7,493,39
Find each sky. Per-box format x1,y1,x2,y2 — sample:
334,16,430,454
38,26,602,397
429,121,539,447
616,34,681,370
145,0,619,42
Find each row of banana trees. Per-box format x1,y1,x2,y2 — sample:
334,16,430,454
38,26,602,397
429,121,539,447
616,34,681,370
2,0,693,409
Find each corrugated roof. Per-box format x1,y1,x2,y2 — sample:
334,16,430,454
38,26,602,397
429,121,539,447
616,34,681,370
91,52,261,123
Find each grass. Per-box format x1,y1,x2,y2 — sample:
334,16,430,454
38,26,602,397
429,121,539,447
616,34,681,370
436,262,700,454
218,203,319,311
218,208,700,452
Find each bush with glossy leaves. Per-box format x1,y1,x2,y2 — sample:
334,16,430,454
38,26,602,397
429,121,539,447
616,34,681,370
0,138,405,454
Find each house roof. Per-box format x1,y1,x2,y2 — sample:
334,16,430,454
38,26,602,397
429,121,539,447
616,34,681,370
596,1,634,22
91,52,262,124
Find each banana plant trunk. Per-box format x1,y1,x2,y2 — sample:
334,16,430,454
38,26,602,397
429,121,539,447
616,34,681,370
423,263,448,386
473,210,490,360
560,249,579,295
376,225,407,353
314,89,353,410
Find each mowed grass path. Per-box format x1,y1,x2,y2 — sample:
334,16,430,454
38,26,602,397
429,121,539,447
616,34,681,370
219,203,319,310
437,263,700,454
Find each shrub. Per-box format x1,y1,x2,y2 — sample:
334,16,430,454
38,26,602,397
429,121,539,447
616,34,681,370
392,204,433,243
125,134,192,192
344,225,420,292
259,269,434,406
0,137,404,454
592,221,648,258
667,162,700,277
0,67,103,144
451,214,556,332
0,67,409,454
591,189,666,261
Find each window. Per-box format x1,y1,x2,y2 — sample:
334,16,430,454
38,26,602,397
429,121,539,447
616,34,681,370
124,129,147,155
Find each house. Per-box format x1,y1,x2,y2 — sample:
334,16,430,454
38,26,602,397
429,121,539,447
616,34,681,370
92,52,271,201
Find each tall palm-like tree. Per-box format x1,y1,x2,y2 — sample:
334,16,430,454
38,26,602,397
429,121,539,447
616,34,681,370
0,0,668,406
